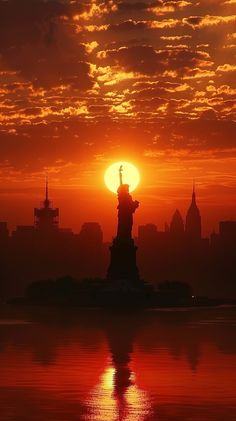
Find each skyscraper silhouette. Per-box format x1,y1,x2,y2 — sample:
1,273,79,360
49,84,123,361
34,177,59,231
170,209,185,236
185,184,201,240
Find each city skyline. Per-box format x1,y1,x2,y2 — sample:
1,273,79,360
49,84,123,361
1,173,236,300
0,176,235,240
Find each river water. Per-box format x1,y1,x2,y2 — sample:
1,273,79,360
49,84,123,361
0,305,235,421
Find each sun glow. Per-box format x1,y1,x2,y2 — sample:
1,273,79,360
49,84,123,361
104,161,140,194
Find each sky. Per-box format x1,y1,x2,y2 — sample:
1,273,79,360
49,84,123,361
0,0,236,239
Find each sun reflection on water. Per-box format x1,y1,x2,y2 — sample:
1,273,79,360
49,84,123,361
85,363,151,421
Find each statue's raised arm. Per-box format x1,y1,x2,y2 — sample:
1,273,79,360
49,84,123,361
119,165,123,186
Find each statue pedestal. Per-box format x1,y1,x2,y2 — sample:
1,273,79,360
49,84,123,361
107,237,140,281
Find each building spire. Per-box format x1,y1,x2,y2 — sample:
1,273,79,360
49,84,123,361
44,174,50,208
186,181,201,240
192,179,196,205
34,175,59,230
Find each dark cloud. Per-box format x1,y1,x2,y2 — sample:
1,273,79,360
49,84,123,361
98,45,211,76
0,0,93,89
108,20,148,32
183,16,203,27
117,2,153,12
116,0,191,14
200,109,218,120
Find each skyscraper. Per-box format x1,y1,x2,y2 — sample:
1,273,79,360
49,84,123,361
185,184,201,240
170,209,185,236
34,177,59,231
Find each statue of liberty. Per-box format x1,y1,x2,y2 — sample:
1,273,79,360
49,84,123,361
107,164,140,281
116,165,139,240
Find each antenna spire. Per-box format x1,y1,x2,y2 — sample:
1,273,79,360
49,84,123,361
44,174,50,208
192,179,196,204
46,174,48,201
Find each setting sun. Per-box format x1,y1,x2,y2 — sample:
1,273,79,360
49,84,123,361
104,161,140,194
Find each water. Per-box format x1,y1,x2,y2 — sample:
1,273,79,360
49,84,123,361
0,306,236,421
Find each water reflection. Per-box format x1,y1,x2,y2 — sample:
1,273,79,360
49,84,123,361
0,307,236,420
86,313,151,421
86,365,150,421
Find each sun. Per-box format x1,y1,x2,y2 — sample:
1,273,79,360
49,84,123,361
104,161,140,194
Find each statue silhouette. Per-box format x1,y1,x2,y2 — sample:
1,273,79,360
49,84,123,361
107,165,140,282
116,166,139,240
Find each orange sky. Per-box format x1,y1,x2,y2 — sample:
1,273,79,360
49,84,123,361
0,0,236,239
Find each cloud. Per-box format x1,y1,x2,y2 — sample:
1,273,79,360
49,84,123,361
96,65,138,85
183,68,216,79
200,108,218,120
97,45,213,76
160,35,192,41
223,0,236,4
216,64,236,72
183,15,236,28
73,1,117,21
0,0,94,89
148,1,191,16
